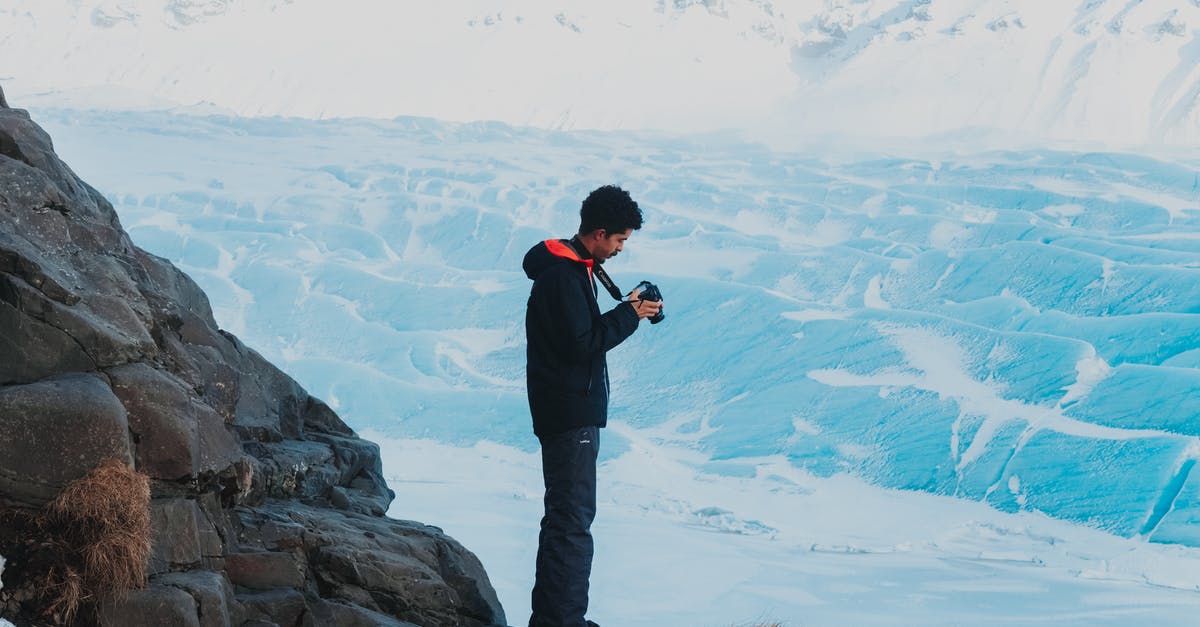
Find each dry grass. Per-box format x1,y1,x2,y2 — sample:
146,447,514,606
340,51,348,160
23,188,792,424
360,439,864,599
0,458,151,624
43,457,153,596
40,567,83,624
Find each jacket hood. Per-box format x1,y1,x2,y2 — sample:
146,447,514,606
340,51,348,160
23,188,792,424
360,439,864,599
523,239,593,281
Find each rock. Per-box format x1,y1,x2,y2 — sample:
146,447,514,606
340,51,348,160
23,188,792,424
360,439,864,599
237,589,308,627
329,486,353,510
244,439,341,501
226,338,306,441
157,570,242,627
302,397,355,436
0,95,507,627
311,600,422,627
149,498,204,573
0,373,132,505
3,269,155,368
307,433,382,489
195,491,231,562
161,334,241,423
287,503,507,627
0,282,95,384
108,362,243,481
96,585,201,627
226,551,307,591
0,108,121,225
132,247,220,333
0,232,79,307
234,508,307,553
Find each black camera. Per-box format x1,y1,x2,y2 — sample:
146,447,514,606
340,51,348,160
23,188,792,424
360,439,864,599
633,280,665,324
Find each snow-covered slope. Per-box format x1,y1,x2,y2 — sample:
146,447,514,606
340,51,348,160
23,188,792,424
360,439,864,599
6,0,1200,145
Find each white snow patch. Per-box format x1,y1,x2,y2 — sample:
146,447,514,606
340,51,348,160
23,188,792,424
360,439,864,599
1058,351,1113,408
1041,204,1085,219
781,309,851,322
369,433,1200,627
930,221,970,249
469,278,509,295
864,274,891,309
0,553,10,627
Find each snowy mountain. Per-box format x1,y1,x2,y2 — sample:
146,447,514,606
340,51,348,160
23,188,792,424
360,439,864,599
5,0,1200,145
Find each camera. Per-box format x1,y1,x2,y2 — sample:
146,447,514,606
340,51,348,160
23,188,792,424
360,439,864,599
633,280,665,325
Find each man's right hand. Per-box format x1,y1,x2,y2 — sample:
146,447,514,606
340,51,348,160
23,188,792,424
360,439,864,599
628,288,663,320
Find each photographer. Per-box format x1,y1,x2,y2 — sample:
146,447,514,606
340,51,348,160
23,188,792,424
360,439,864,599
522,185,662,627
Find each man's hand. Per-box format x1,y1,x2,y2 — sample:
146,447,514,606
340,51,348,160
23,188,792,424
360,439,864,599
628,288,663,320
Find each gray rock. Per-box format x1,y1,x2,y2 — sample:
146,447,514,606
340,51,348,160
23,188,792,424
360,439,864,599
285,503,507,627
226,551,307,591
157,570,241,627
244,439,340,501
233,507,307,553
0,108,121,225
227,338,306,441
162,334,242,423
329,486,353,510
108,362,243,481
0,373,133,505
311,599,422,627
97,585,201,627
0,284,95,384
150,498,204,573
196,491,231,561
237,589,308,627
302,397,354,436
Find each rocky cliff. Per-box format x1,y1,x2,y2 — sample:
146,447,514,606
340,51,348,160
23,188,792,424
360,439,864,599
0,86,507,627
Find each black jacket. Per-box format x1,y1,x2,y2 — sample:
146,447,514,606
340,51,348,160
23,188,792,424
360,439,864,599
524,238,639,438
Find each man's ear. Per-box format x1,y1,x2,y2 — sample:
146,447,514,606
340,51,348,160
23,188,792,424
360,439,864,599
596,229,607,240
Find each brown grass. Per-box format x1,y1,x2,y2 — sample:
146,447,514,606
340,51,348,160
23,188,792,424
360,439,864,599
40,567,83,624
43,457,153,596
0,458,151,624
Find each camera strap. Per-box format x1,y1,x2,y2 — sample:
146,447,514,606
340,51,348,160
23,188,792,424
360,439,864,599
591,263,625,302
567,236,626,302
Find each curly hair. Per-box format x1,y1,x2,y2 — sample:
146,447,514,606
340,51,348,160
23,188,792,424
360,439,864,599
579,185,643,235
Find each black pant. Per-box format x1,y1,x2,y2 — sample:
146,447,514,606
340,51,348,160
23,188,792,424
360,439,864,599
529,426,600,627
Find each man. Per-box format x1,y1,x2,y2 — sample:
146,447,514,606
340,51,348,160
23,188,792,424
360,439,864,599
522,185,663,627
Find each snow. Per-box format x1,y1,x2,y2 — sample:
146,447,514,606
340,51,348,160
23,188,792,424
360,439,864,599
374,434,1200,626
0,553,10,627
5,1,1200,146
28,106,1200,624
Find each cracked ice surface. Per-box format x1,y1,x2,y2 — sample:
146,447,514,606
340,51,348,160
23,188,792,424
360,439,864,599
31,108,1200,624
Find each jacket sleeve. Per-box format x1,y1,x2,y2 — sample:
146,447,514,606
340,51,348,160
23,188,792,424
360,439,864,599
540,264,639,363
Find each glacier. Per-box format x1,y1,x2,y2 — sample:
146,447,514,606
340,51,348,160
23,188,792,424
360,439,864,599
34,105,1200,602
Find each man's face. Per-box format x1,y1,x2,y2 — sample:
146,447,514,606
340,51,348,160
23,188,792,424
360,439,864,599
594,229,632,264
